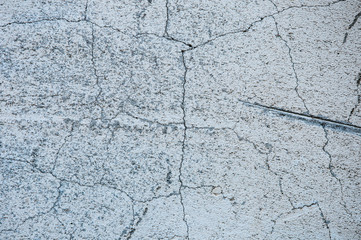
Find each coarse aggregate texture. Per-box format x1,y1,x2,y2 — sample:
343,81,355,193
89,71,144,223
0,0,360,239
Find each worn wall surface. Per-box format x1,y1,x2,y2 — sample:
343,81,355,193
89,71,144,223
1,0,361,239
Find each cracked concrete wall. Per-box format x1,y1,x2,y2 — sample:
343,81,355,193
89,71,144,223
0,0,360,239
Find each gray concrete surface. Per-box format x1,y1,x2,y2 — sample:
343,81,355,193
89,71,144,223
0,0,360,239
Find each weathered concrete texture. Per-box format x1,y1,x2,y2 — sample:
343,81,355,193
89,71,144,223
0,0,360,239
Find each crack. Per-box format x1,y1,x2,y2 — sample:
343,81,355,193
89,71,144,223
124,207,148,240
188,14,274,51
135,32,193,47
90,23,103,110
277,0,346,14
84,0,89,20
51,121,76,173
0,18,83,28
0,179,63,235
232,129,295,210
135,192,180,204
272,16,310,114
269,201,331,238
316,202,332,240
232,130,272,155
178,50,190,239
343,11,361,43
122,110,183,127
322,126,337,179
322,126,353,220
54,215,76,240
119,200,136,240
292,201,318,210
183,185,237,203
268,0,279,12
163,0,170,37
178,0,346,52
348,11,361,30
3,156,178,207
270,212,284,235
165,35,193,47
348,72,361,121
238,99,361,135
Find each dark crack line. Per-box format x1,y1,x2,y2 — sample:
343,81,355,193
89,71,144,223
179,50,190,239
272,16,310,114
238,99,361,135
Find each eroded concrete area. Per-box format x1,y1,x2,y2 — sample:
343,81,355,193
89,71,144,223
0,0,360,239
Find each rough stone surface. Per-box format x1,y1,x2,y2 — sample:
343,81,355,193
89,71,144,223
0,0,360,239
